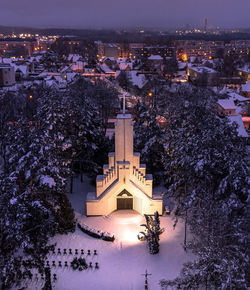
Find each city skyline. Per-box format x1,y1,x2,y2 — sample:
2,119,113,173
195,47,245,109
0,0,250,30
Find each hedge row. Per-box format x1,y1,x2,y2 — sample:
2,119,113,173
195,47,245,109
77,223,115,242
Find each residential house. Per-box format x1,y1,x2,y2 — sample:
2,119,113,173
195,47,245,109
241,81,250,98
217,99,236,116
237,68,250,83
0,64,15,86
187,66,217,86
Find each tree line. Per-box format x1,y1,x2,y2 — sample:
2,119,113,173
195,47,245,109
0,78,118,289
133,85,249,289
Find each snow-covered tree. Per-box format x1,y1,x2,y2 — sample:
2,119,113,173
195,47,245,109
160,88,249,289
0,78,115,288
0,175,57,289
133,101,165,179
138,212,164,255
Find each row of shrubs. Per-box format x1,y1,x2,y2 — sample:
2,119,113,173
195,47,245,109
77,223,115,242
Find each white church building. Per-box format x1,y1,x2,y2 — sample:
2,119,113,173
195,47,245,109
86,111,163,216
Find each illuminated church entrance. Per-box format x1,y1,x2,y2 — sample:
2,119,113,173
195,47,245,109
117,190,133,210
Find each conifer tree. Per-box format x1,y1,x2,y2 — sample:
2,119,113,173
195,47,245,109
138,212,163,254
56,194,75,233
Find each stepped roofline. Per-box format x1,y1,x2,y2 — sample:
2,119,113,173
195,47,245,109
86,111,163,216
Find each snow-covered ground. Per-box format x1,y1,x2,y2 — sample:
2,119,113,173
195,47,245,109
23,175,193,290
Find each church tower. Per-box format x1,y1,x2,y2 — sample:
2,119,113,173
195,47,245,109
86,99,163,216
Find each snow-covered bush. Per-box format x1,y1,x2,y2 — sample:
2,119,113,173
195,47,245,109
71,257,88,271
77,223,115,242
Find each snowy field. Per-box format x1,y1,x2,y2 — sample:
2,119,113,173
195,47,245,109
22,175,193,290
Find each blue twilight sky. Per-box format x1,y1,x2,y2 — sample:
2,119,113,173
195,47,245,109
0,0,249,29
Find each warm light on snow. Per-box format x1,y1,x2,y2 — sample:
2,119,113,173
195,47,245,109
121,228,140,244
117,214,143,225
112,211,143,244
41,177,193,290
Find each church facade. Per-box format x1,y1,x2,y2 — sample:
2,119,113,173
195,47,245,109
86,113,163,216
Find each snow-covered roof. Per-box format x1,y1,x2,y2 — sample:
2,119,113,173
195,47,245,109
37,72,48,78
235,105,244,115
189,56,199,63
29,55,43,62
190,66,217,74
228,92,249,102
102,57,115,62
238,67,250,73
68,54,81,62
44,74,67,88
45,75,64,82
178,62,187,70
0,57,13,64
65,72,77,81
60,65,71,73
241,80,250,92
176,70,187,76
148,55,163,60
217,99,236,110
202,59,214,65
45,79,67,89
11,64,29,75
33,50,47,55
100,64,114,74
228,115,248,137
119,62,132,70
128,71,148,89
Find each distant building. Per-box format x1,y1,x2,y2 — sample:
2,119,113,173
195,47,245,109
175,40,224,61
0,38,37,56
217,98,249,137
225,40,250,59
0,64,15,86
242,116,250,130
237,68,250,83
187,66,217,86
217,99,237,116
130,45,175,59
96,41,119,59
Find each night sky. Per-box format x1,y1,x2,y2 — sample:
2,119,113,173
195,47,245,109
0,0,249,29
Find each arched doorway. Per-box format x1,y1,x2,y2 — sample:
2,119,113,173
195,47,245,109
117,189,133,210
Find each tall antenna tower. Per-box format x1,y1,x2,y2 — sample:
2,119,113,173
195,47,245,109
204,18,208,33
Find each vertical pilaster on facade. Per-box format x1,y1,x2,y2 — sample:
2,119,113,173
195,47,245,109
133,153,140,168
108,152,115,167
103,164,109,175
139,164,146,176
